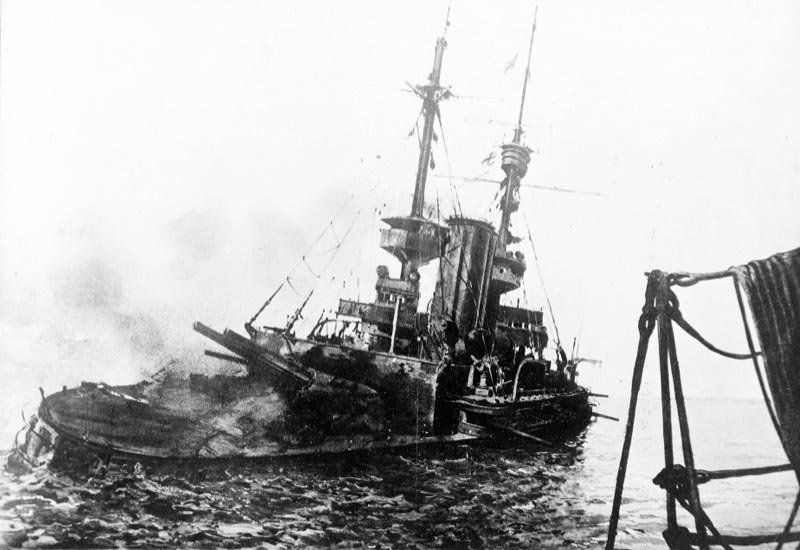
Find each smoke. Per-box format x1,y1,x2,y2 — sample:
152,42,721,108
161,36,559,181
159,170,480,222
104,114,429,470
0,154,392,442
0,197,282,443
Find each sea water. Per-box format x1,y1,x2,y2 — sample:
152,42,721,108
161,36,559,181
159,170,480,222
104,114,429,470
0,396,795,549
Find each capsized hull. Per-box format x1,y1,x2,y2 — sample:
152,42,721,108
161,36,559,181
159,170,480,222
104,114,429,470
265,336,442,435
5,365,472,472
6,371,592,473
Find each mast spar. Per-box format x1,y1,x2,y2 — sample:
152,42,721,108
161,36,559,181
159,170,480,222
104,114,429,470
514,7,538,144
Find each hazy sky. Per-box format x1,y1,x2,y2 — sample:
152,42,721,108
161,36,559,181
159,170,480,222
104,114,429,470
2,1,799,439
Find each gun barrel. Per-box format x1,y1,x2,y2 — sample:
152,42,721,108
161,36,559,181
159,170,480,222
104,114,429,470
194,321,314,394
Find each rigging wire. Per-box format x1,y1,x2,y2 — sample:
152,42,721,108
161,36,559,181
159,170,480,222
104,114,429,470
297,182,382,295
406,107,424,139
249,178,382,325
521,207,561,347
432,174,610,198
312,199,384,320
248,283,285,326
435,189,448,318
434,108,464,218
354,203,381,304
518,277,541,354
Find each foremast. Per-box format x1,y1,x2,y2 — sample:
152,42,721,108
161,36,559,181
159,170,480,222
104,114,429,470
337,27,451,356
410,36,447,223
380,31,450,275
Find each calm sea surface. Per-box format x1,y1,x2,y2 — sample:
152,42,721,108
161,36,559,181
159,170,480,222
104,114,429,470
0,396,795,549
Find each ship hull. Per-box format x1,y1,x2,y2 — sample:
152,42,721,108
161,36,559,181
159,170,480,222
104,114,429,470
266,336,442,435
6,373,592,474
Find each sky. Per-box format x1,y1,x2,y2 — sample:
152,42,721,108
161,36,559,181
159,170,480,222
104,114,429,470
1,0,799,442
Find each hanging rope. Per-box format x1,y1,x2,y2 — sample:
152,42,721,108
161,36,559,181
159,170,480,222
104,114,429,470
775,490,800,550
605,273,659,550
660,283,757,360
285,289,315,333
519,279,538,348
733,277,791,470
732,248,800,481
248,282,285,326
435,190,448,318
435,108,464,218
521,208,561,347
248,179,382,326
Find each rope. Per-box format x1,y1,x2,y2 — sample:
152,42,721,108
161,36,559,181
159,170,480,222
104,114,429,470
605,273,659,550
285,276,302,297
655,462,795,485
248,180,381,325
290,195,378,327
672,314,755,360
733,278,793,467
657,282,678,528
249,179,381,326
435,190,447,320
248,282,285,326
406,109,421,139
664,527,800,547
521,208,561,347
665,301,710,549
672,496,734,550
702,463,793,481
775,490,800,550
666,295,755,360
435,108,464,218
519,279,539,352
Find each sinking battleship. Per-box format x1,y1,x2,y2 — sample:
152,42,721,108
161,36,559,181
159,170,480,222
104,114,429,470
8,15,594,473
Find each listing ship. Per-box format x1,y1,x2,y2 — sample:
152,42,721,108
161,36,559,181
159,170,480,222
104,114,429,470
8,14,593,473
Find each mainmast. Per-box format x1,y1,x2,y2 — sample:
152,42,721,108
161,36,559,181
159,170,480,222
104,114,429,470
497,7,537,251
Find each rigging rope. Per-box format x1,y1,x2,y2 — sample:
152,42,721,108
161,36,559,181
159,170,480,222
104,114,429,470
248,179,381,325
434,108,464,218
775,490,800,550
663,294,756,360
248,282,285,326
435,190,447,316
518,278,540,352
605,274,660,550
521,208,561,347
733,277,790,473
732,248,800,482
